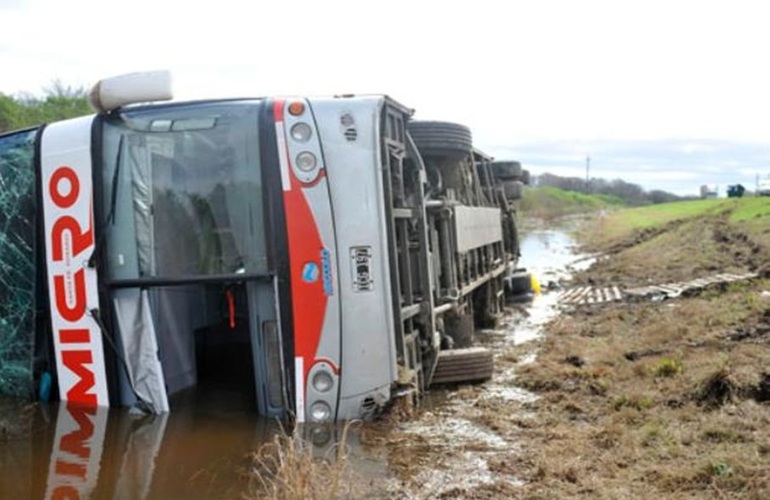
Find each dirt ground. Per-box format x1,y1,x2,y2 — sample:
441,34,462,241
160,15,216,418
374,209,770,499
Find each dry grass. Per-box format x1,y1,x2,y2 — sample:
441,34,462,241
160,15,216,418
247,422,359,500
505,210,770,498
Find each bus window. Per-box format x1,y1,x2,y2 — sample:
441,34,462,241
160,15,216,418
101,104,267,281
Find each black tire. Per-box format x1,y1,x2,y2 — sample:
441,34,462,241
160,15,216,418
507,271,531,295
521,169,531,186
501,180,523,200
430,347,494,385
507,291,534,304
407,121,473,155
492,161,522,180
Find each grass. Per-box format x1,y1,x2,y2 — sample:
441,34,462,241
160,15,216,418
651,357,683,378
582,196,770,249
728,196,770,222
504,201,770,498
615,198,726,228
511,287,770,497
248,423,357,500
519,186,625,219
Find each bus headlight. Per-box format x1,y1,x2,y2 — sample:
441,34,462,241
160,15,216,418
309,401,332,422
295,151,317,172
290,122,312,142
309,425,332,446
312,371,333,393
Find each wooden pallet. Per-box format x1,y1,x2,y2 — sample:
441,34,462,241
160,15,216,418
624,272,759,299
558,272,759,305
558,286,623,305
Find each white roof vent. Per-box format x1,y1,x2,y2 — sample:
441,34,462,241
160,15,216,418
89,70,173,114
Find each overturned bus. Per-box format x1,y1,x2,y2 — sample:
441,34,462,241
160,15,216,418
0,71,530,423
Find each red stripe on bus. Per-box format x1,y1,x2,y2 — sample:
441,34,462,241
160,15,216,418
273,100,284,122
274,101,327,392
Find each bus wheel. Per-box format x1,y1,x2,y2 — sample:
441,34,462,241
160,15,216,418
501,180,524,200
407,121,473,155
430,347,494,386
491,160,522,180
506,270,532,295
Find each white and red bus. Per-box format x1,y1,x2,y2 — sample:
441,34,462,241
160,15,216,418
0,72,528,423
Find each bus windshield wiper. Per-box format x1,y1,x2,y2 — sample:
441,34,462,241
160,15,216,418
88,134,124,268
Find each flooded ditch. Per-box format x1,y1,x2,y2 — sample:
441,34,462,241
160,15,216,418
1,228,586,499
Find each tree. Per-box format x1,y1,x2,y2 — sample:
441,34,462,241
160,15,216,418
0,81,90,133
535,172,681,205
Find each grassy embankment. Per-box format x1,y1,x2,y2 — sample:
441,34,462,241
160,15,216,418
509,196,770,498
518,186,626,220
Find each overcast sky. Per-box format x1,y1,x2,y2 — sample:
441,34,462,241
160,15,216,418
2,0,769,195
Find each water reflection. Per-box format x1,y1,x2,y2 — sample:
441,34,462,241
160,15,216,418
508,229,589,345
1,384,281,500
519,229,584,285
45,405,110,500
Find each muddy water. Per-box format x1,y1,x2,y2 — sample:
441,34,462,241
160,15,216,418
0,229,584,500
1,385,278,499
501,227,592,346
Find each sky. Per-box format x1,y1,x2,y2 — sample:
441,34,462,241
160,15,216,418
2,0,770,196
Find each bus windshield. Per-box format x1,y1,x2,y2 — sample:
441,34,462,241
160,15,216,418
101,102,268,281
0,128,38,398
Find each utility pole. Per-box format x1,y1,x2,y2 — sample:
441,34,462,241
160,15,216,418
586,155,591,193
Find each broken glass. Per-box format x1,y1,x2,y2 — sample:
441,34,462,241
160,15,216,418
0,129,37,398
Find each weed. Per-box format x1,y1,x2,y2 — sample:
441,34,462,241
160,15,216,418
711,461,733,477
651,357,683,378
695,366,739,408
248,422,357,500
702,429,745,444
612,394,654,411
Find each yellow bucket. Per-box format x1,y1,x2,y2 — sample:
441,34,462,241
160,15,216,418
530,274,541,295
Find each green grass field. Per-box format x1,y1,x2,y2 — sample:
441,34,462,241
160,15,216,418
582,195,770,248
519,186,625,219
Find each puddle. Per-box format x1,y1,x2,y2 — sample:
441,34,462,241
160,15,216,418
519,228,586,285
404,417,509,450
481,385,539,404
1,386,279,500
511,228,593,344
